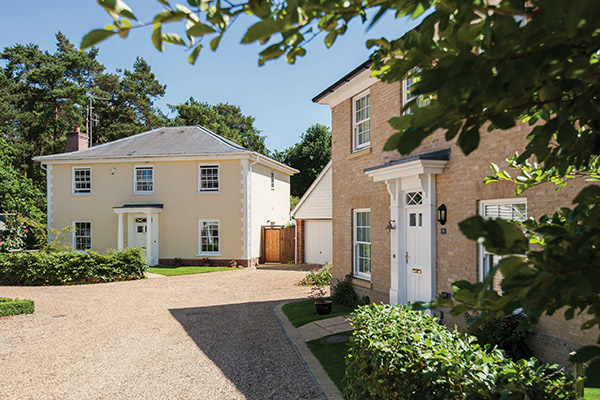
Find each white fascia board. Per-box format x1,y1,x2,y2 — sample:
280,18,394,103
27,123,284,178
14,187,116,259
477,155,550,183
291,160,331,217
317,69,379,107
365,159,448,182
255,154,299,176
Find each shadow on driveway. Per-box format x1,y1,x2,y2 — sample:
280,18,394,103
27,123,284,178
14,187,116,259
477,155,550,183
169,300,323,400
256,264,321,272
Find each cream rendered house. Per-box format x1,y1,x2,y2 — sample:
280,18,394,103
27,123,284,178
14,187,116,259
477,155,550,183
34,126,297,266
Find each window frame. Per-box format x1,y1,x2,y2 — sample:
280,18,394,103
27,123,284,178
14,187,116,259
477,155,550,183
197,219,220,256
402,68,430,115
72,166,92,195
353,208,372,280
478,198,527,282
270,171,275,190
198,163,220,193
352,90,371,152
72,221,92,251
133,165,154,195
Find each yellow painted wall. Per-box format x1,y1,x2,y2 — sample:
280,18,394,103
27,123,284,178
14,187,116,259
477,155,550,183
250,163,291,259
50,159,244,260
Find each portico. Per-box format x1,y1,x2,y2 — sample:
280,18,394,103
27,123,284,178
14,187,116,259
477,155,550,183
113,204,163,266
364,150,449,306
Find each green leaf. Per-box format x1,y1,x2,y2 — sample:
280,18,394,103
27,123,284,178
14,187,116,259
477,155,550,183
569,345,600,363
241,19,285,44
162,33,186,46
187,22,216,37
152,9,186,24
152,24,163,51
457,127,480,155
187,44,203,64
210,34,222,51
97,0,137,20
80,29,115,49
489,114,516,130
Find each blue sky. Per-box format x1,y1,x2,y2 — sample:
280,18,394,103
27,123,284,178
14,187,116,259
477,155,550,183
0,1,421,152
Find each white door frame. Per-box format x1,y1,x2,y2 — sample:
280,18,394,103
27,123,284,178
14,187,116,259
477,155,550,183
365,158,447,305
114,207,162,266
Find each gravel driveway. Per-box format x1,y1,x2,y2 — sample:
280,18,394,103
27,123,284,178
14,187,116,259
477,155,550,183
0,267,322,400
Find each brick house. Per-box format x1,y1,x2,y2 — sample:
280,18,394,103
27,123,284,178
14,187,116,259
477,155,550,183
313,60,596,366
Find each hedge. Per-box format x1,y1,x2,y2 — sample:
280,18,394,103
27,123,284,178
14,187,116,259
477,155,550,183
0,247,148,285
345,304,576,400
0,297,34,317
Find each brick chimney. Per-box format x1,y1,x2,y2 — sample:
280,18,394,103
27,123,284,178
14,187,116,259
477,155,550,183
66,125,89,152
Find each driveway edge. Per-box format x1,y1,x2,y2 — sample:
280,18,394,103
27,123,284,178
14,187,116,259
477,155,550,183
272,301,344,400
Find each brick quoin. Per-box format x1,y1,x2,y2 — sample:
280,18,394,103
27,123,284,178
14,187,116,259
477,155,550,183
329,78,597,366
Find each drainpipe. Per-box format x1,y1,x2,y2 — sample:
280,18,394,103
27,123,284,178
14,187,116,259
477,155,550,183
248,154,260,265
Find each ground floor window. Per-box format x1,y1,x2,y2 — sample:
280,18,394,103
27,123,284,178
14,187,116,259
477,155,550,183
353,209,371,279
198,220,220,255
479,198,527,285
73,221,92,251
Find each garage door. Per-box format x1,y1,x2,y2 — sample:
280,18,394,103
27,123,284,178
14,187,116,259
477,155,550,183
305,220,332,265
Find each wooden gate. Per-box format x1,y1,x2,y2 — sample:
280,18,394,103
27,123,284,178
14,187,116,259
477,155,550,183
261,226,295,263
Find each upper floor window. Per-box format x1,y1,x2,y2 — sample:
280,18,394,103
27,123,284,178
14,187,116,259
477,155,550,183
73,221,92,251
353,91,370,151
479,198,527,285
72,167,91,194
134,166,154,194
271,171,275,190
403,68,430,114
199,164,219,192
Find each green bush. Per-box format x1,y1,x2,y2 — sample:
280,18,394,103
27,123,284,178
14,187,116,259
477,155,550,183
0,297,34,317
330,274,358,307
345,304,576,400
298,263,332,286
0,247,148,286
471,313,534,361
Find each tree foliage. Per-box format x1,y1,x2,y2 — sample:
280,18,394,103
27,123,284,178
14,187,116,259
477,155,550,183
274,123,331,197
169,97,267,154
85,0,600,380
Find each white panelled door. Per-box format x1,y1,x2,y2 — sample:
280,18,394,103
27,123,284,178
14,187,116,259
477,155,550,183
133,217,147,250
304,220,332,265
405,192,427,303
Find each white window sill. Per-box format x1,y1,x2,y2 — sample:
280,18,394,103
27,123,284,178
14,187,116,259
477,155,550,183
197,191,220,194
133,192,155,195
348,147,371,159
196,253,221,257
71,193,92,196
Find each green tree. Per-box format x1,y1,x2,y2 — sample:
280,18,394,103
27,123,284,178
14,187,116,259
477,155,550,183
274,123,331,197
169,97,268,154
0,138,45,222
93,57,167,143
86,0,600,380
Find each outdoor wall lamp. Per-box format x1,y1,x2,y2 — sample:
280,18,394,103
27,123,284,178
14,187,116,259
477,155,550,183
385,220,396,231
437,204,447,225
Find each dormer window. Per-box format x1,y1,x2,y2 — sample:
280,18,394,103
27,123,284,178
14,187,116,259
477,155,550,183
353,91,370,152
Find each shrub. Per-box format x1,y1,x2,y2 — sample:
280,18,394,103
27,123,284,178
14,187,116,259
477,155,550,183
0,297,34,317
345,304,576,400
330,274,358,307
298,263,332,287
0,247,148,286
471,313,534,360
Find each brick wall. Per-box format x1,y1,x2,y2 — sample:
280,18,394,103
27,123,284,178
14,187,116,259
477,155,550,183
330,78,597,366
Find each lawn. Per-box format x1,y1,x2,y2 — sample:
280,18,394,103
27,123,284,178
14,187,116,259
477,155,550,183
148,265,236,276
282,299,355,328
587,388,600,399
306,330,352,392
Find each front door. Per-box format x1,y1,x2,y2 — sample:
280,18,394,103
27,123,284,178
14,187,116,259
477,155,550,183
405,192,426,303
133,217,147,251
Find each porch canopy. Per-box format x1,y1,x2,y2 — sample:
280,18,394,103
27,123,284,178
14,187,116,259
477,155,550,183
113,204,163,264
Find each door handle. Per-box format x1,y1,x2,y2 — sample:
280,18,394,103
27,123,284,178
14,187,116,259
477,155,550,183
405,251,409,264
412,268,422,274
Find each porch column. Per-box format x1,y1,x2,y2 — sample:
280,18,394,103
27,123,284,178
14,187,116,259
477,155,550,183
145,212,153,265
386,179,405,306
117,213,124,250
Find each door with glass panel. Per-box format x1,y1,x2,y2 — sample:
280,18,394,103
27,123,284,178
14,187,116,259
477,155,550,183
405,192,425,303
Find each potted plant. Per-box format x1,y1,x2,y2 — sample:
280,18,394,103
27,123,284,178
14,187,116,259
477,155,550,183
173,257,183,267
201,257,210,267
309,286,332,315
229,259,238,268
